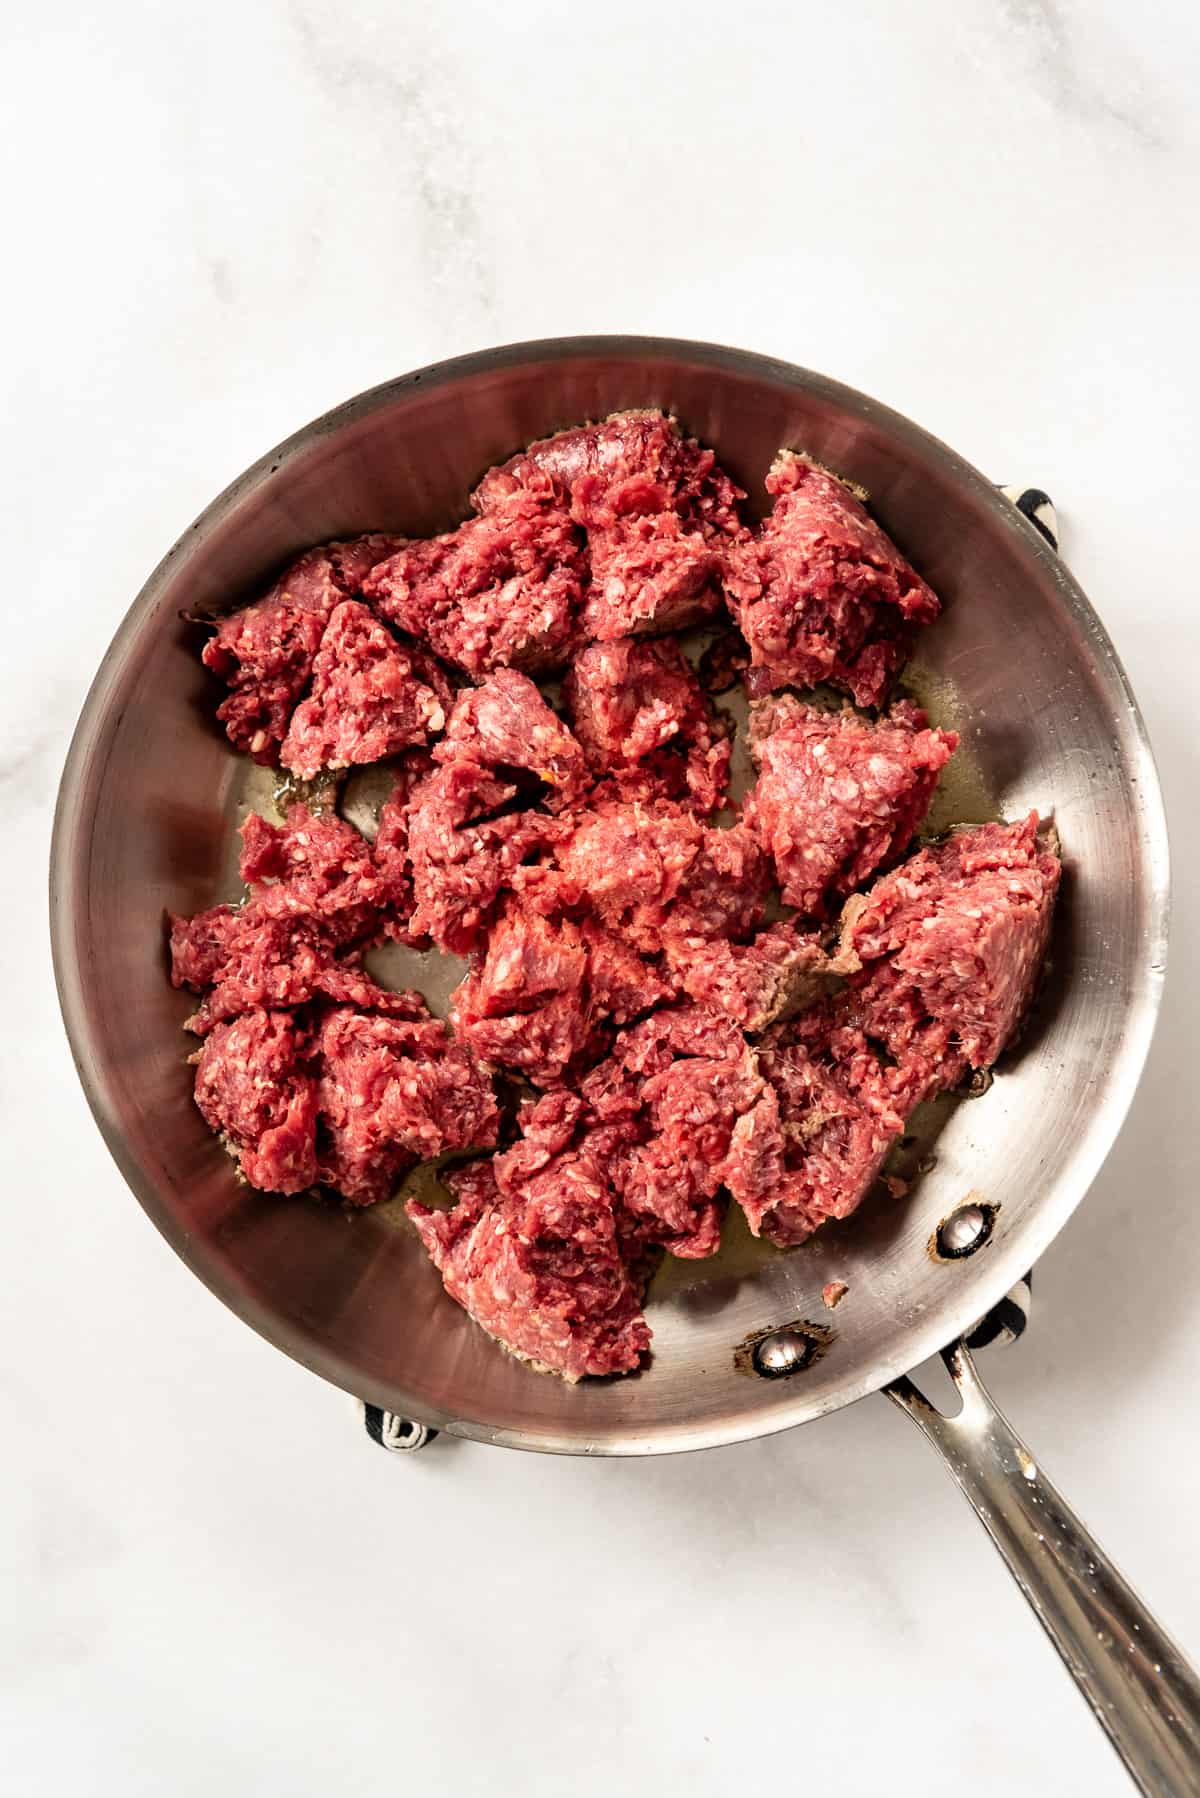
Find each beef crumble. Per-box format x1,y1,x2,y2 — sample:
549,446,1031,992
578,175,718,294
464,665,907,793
743,695,957,916
201,535,404,763
563,636,730,813
725,453,940,706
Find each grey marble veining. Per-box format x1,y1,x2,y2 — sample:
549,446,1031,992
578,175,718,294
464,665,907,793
289,0,498,331
997,0,1166,145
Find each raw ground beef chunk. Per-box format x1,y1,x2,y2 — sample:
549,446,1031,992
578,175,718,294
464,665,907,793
239,804,392,941
725,453,941,707
840,812,1061,1068
435,668,589,811
279,601,450,780
577,1005,773,1258
581,918,674,1026
744,696,957,916
193,1008,319,1194
453,901,592,1084
404,761,561,955
724,1011,909,1249
724,815,1061,1248
654,820,769,948
451,899,672,1085
471,409,746,541
416,669,586,945
582,511,722,641
315,1005,499,1206
552,800,704,944
201,535,403,762
835,961,969,1115
474,411,746,641
371,750,435,946
181,845,497,1204
362,490,585,678
172,903,365,1033
305,958,432,1019
169,806,403,1031
669,921,850,1034
408,1149,652,1381
563,637,731,812
174,806,501,1206
553,802,767,959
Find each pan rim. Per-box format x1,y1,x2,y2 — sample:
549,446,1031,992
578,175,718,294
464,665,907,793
50,335,1171,1456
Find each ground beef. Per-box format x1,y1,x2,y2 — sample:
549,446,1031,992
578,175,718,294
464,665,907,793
471,409,745,542
181,416,1062,1380
577,1006,771,1258
435,668,589,811
563,637,731,812
315,1005,499,1206
725,1023,906,1248
504,1089,590,1171
658,820,770,947
407,1149,652,1381
552,800,703,940
363,490,585,678
666,921,850,1034
170,900,256,994
371,751,435,946
310,959,429,1016
279,601,450,780
178,928,431,1086
583,512,723,639
725,453,941,707
835,962,969,1113
452,901,594,1085
171,905,330,1032
169,806,402,1030
552,801,767,959
404,761,561,955
201,535,403,762
580,918,674,1025
239,804,386,929
193,1008,319,1194
451,898,674,1086
294,535,408,594
722,817,1060,1247
744,696,957,916
840,813,1061,1067
474,412,745,642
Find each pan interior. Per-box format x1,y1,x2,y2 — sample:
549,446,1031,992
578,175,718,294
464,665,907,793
52,341,1168,1454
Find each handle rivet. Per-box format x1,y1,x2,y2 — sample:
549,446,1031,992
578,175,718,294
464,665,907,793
752,1328,815,1378
936,1201,994,1259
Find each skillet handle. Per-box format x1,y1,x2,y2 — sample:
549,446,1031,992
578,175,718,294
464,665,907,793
888,1342,1200,1796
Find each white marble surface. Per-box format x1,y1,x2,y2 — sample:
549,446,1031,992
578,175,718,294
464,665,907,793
5,4,1200,1793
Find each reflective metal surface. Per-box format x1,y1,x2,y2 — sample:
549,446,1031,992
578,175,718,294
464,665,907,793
890,1346,1200,1797
51,337,1170,1456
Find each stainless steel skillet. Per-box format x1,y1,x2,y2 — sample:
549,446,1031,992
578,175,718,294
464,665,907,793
50,338,1192,1791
